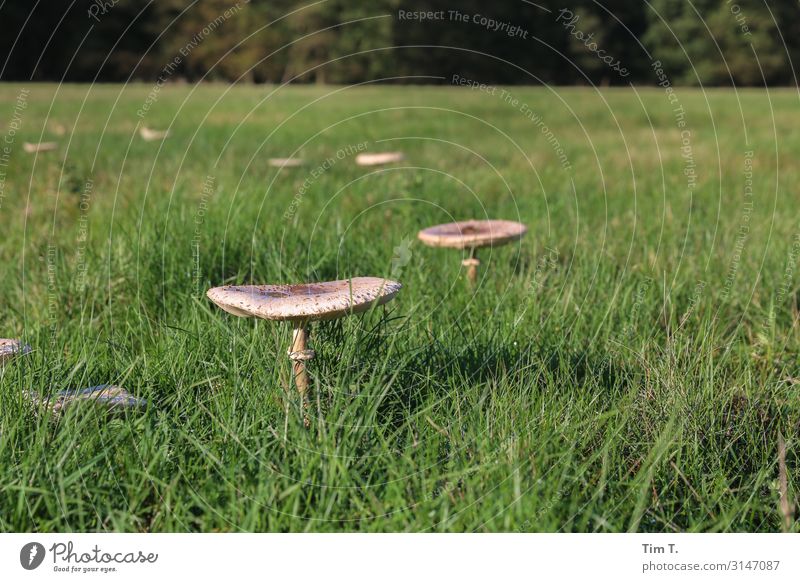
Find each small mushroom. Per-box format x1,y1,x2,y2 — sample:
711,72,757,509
26,384,146,414
139,127,170,141
269,157,304,168
48,121,68,136
207,277,401,414
418,219,527,285
355,152,405,166
0,338,31,365
23,142,58,153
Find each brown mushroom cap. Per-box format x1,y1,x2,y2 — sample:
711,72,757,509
355,152,405,166
207,277,402,322
0,338,31,364
418,219,527,250
269,157,304,168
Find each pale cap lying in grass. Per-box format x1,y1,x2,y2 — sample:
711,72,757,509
0,338,31,364
23,142,58,153
418,219,527,250
355,152,405,166
269,157,304,168
26,385,147,414
139,127,170,141
207,277,402,322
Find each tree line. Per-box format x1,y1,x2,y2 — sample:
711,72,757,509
1,0,796,86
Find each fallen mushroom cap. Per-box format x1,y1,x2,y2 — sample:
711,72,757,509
23,142,58,153
27,384,146,414
355,152,405,166
139,127,170,141
207,277,402,322
269,157,304,168
418,219,527,250
0,338,31,364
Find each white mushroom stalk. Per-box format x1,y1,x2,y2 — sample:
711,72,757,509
418,219,528,285
289,323,314,396
207,277,402,420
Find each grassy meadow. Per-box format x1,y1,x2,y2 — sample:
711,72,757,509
0,82,798,532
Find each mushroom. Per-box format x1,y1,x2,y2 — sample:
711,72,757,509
139,127,170,141
23,142,58,153
355,152,405,166
207,277,401,413
0,338,31,365
26,384,146,414
269,157,304,168
418,219,527,285
48,121,68,136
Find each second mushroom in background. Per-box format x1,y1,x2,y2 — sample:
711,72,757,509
418,219,527,285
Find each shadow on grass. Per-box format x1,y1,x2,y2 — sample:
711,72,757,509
341,334,637,431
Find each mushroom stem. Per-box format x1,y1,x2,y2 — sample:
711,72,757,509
462,248,480,285
288,323,314,399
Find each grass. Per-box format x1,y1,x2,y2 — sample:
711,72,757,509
0,82,798,532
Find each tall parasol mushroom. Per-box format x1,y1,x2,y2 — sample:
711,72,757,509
418,219,527,285
207,277,401,415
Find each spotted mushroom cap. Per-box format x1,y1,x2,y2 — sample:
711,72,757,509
418,219,527,250
207,277,402,322
355,152,405,166
0,338,31,364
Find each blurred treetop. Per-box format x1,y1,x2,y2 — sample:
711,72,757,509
1,0,796,86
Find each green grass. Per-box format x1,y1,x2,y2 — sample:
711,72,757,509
0,83,798,532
